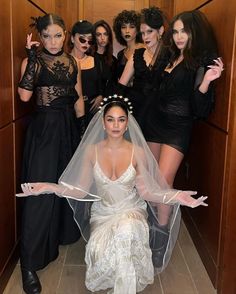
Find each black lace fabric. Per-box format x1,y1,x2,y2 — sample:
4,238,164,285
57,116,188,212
18,48,38,91
35,50,78,106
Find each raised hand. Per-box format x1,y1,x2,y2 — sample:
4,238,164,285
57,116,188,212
18,33,40,92
204,57,224,82
176,190,208,208
26,33,40,49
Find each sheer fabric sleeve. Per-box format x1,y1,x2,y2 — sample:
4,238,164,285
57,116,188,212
191,66,215,119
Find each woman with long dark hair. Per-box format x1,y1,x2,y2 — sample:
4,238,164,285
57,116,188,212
93,19,118,96
144,9,223,268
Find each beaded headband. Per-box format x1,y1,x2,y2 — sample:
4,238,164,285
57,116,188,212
98,94,133,114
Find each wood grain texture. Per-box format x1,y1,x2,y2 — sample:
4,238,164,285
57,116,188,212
0,0,13,128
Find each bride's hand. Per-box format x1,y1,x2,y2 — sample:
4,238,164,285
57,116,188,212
176,191,208,208
16,182,55,197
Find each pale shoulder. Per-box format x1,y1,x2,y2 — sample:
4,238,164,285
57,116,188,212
84,144,96,165
80,55,94,70
133,144,146,163
97,139,133,152
86,55,94,62
135,43,145,49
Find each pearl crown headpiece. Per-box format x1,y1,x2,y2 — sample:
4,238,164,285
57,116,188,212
98,94,133,114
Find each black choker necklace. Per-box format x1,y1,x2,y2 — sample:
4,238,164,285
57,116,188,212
42,47,63,56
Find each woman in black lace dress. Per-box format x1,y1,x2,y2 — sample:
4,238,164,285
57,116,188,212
18,14,83,294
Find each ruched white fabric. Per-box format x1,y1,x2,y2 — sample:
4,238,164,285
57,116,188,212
85,160,154,293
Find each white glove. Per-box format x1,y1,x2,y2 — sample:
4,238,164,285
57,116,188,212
175,191,208,208
16,182,59,197
16,182,101,202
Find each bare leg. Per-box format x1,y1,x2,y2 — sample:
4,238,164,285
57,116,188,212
147,142,184,267
157,144,184,225
147,142,184,186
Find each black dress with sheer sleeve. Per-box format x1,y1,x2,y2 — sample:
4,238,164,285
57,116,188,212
145,61,213,154
20,48,81,271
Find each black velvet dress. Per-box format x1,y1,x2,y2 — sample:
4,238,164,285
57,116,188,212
20,48,81,271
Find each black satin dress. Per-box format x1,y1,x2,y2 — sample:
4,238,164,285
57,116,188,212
20,48,81,271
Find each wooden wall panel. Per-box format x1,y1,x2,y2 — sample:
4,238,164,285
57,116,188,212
173,0,205,14
83,0,136,24
174,0,236,290
217,15,236,294
0,124,15,274
55,0,79,35
0,0,13,128
83,0,149,23
54,0,79,53
177,122,227,285
134,0,149,11
187,123,226,261
83,0,149,56
26,0,55,14
199,1,231,132
150,0,174,18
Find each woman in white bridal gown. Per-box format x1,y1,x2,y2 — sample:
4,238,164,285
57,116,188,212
17,95,207,294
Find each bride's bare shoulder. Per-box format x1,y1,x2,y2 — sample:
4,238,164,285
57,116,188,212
132,143,144,154
84,144,97,164
125,140,133,148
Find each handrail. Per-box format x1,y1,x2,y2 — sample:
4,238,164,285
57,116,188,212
195,0,213,10
27,0,47,14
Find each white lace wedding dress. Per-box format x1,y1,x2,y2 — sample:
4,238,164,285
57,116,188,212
85,151,154,293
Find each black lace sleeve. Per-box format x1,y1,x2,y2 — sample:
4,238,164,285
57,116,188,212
18,47,38,91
